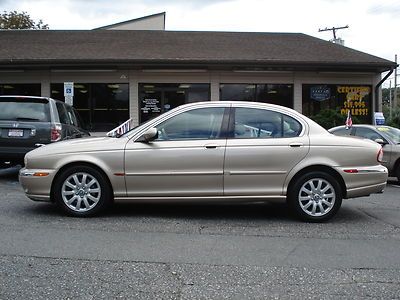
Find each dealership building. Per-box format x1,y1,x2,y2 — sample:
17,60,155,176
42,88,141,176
0,13,397,131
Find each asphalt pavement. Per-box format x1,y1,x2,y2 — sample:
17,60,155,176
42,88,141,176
0,169,399,299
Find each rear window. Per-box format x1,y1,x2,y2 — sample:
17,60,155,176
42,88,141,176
0,97,50,122
330,127,352,136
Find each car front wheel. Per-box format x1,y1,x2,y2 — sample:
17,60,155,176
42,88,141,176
288,171,342,222
53,166,112,217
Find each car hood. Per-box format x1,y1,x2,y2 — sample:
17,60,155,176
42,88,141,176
26,136,128,158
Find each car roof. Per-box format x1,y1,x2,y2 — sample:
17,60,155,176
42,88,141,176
0,95,70,106
0,95,49,100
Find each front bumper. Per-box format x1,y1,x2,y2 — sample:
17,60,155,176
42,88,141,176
19,167,57,202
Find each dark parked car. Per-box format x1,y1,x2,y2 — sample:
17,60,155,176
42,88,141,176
329,124,400,182
0,95,89,168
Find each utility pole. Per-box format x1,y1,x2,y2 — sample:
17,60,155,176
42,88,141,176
394,54,398,108
319,25,349,45
389,80,392,119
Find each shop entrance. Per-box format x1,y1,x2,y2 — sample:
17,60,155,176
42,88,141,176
51,83,129,131
139,83,210,123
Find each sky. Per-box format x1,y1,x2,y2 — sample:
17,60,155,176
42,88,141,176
1,0,399,85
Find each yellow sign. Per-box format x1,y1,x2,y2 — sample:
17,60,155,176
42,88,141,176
338,86,370,116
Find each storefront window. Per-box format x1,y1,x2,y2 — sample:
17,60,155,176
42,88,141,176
220,84,293,108
51,83,129,131
139,83,210,123
0,84,41,96
302,84,372,124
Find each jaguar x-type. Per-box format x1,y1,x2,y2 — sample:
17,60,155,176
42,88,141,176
19,101,388,222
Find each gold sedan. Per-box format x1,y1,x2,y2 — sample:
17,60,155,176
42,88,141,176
20,102,388,222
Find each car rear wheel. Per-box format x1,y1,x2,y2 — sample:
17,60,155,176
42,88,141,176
53,166,112,217
288,171,342,222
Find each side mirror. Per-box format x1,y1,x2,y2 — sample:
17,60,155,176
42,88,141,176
374,138,387,145
137,127,158,143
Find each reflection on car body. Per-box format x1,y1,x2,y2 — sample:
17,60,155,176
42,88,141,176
20,101,387,222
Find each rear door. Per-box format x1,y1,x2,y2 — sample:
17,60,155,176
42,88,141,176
223,106,309,196
0,97,51,156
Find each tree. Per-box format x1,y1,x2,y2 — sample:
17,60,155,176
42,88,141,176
0,11,49,29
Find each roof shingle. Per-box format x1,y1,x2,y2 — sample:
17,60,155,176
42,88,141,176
0,30,395,72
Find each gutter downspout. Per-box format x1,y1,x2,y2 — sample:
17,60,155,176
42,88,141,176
374,68,393,112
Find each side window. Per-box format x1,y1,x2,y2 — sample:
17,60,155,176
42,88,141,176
155,107,225,141
66,105,78,127
283,115,302,137
233,108,302,139
56,102,69,125
354,127,382,141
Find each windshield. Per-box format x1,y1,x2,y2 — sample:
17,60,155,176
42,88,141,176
0,97,50,122
376,126,400,144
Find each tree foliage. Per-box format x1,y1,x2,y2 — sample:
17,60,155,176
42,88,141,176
382,88,400,128
0,11,49,29
383,105,400,128
310,109,360,130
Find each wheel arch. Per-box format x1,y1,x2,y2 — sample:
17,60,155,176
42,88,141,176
287,165,347,199
50,161,114,203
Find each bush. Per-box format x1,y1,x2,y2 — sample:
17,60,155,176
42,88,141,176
383,105,400,128
310,109,352,129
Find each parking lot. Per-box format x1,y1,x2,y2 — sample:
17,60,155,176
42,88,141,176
1,169,400,299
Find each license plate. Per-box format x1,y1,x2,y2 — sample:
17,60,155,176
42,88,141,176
8,129,24,137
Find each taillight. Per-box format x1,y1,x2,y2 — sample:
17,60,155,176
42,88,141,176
51,123,62,142
377,147,384,163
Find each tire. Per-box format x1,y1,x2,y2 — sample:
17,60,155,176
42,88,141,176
53,165,112,217
396,166,400,184
288,171,342,222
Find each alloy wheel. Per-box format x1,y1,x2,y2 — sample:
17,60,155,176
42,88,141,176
298,178,336,217
61,172,101,212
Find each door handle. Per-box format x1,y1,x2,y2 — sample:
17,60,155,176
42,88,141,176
289,142,303,147
205,144,218,149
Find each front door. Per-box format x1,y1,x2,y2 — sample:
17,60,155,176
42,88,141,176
124,106,228,197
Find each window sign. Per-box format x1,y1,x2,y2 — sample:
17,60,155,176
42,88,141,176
310,85,331,101
141,98,161,114
302,84,372,124
338,86,370,117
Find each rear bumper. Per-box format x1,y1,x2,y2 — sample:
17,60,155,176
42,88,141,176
0,147,35,165
336,165,388,199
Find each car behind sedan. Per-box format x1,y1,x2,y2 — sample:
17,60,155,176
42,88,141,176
0,95,89,168
20,101,387,222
